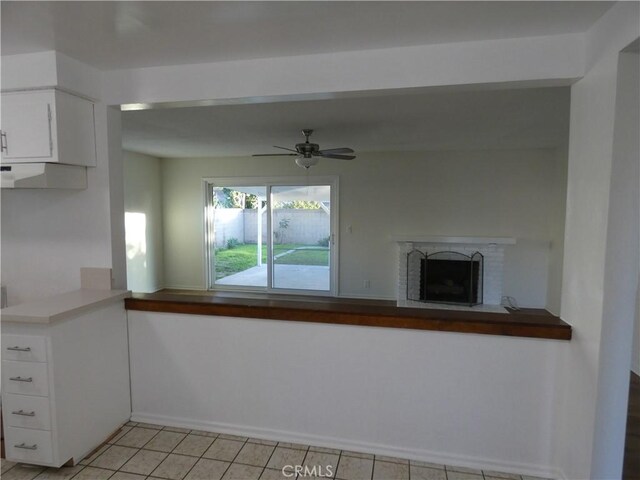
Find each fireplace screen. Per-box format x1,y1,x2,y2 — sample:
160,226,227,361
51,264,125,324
407,250,483,306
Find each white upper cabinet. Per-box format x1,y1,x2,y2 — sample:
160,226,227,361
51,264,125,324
1,89,96,166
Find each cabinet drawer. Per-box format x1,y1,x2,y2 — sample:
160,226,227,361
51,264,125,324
2,361,49,397
5,426,53,465
2,335,47,363
4,393,51,430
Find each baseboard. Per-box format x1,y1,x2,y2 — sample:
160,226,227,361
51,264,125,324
131,411,560,479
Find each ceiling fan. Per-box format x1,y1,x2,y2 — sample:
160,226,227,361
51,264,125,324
253,129,356,169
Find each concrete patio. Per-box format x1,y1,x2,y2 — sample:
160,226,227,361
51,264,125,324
215,264,330,291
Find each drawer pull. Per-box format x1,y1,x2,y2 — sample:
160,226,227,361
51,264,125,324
7,346,32,352
9,376,33,382
14,443,38,450
11,409,36,417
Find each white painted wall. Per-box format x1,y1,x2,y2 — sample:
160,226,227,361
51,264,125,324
553,3,640,479
590,50,639,478
545,145,568,316
1,51,102,101
1,104,124,305
0,53,124,305
160,149,567,307
124,151,164,292
107,107,127,291
128,311,563,478
103,34,584,106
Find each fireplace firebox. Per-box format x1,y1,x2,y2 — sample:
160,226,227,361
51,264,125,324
407,250,483,306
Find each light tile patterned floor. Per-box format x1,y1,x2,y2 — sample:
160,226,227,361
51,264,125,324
0,422,552,480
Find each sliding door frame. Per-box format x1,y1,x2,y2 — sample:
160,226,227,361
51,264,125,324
203,175,339,297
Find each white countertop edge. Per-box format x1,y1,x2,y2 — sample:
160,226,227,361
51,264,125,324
391,235,517,245
1,289,131,324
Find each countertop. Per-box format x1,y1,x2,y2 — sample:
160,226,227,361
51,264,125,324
126,290,572,340
1,289,131,324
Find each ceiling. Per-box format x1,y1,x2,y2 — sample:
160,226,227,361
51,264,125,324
1,1,613,70
122,86,570,158
2,2,578,158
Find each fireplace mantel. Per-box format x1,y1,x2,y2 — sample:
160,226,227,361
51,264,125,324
392,235,516,245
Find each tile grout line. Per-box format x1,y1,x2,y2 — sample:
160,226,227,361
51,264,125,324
114,425,162,478
371,456,375,480
128,425,182,479
132,426,171,478
157,426,222,480
299,445,311,480
220,434,253,480
258,439,281,480
334,449,343,480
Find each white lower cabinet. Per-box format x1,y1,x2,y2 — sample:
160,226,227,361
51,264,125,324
1,301,131,467
5,427,54,464
2,337,54,465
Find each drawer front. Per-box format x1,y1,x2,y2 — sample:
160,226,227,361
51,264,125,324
2,335,47,363
4,393,51,430
5,426,54,465
2,361,49,397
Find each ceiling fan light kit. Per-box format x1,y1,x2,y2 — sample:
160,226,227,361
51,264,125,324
253,129,356,169
295,156,320,169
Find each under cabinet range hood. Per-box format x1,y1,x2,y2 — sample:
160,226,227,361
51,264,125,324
0,163,87,189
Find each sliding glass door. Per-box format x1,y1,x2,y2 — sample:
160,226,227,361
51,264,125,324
207,185,267,288
205,177,337,295
270,185,331,291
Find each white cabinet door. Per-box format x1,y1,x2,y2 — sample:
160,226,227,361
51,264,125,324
1,92,53,161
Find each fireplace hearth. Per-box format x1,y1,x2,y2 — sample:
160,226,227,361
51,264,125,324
407,250,483,307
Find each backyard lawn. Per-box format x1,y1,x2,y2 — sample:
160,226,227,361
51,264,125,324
214,243,329,279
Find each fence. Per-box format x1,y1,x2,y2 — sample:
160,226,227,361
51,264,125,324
213,208,330,248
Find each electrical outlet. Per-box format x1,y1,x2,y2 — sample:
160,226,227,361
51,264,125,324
364,279,371,289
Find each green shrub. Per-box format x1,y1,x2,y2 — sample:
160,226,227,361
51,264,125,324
226,238,240,249
317,236,330,247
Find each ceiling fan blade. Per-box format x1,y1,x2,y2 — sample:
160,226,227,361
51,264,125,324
318,153,356,160
274,145,299,153
317,147,354,155
252,153,298,157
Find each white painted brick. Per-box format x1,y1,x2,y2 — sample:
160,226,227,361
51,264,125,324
397,241,506,307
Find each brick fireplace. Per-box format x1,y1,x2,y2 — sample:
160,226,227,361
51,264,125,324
396,236,515,311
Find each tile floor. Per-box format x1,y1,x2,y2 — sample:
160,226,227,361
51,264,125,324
1,422,552,480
